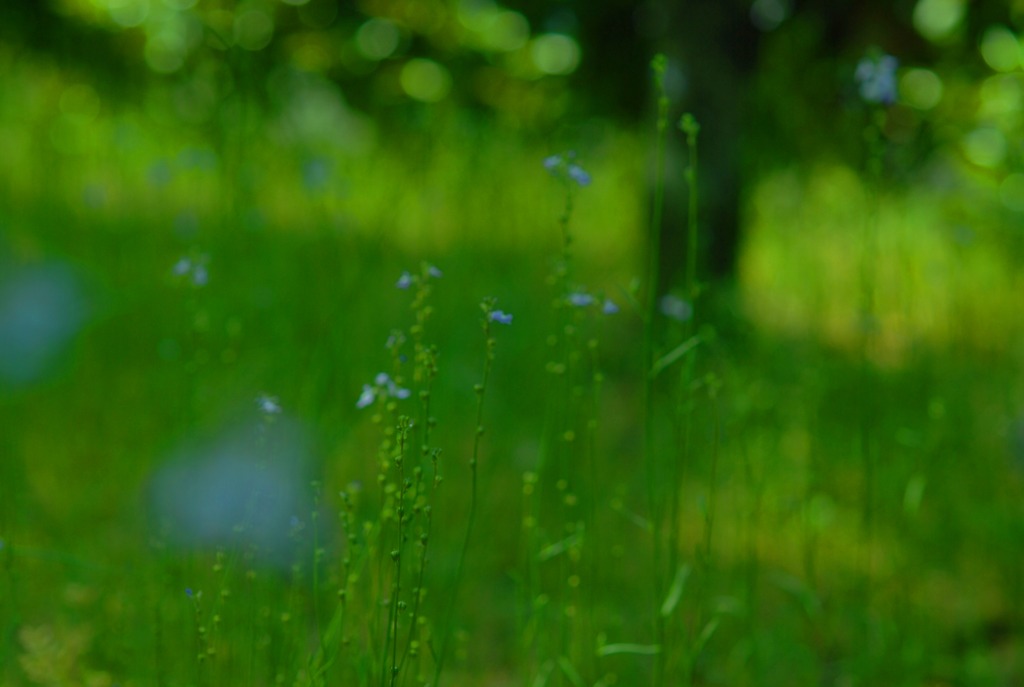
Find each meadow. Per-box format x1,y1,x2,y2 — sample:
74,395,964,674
2,27,1024,687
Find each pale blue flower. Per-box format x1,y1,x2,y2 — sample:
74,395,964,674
357,373,411,409
427,264,443,278
855,53,898,105
567,164,591,187
659,294,693,322
172,255,209,287
568,292,594,307
356,384,375,409
396,272,413,289
489,310,513,325
602,299,619,315
172,258,192,276
544,152,592,187
256,394,282,415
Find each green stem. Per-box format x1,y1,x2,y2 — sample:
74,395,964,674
645,53,670,687
434,308,497,685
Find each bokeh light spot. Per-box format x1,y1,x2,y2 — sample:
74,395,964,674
145,32,186,73
0,264,89,388
108,0,149,28
480,10,530,52
235,9,275,51
400,58,452,103
530,33,580,75
899,68,943,110
980,25,1023,72
999,173,1024,212
355,18,400,61
978,74,1023,120
961,127,1007,168
749,0,792,32
59,84,101,123
913,0,966,42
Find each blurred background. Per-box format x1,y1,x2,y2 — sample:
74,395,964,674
1,0,1024,685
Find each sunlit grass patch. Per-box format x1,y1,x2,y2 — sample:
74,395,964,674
742,163,1024,362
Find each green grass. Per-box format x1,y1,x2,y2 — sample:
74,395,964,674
2,55,1024,687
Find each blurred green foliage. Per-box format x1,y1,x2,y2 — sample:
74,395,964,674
2,1,1024,686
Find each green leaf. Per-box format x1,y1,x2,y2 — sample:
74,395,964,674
693,616,720,657
596,643,662,657
659,564,691,617
558,657,586,687
650,335,701,378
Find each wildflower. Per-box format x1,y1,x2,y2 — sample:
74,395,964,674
543,152,592,187
172,255,209,287
356,373,411,409
602,298,619,315
396,272,413,289
855,52,898,105
356,384,376,409
567,164,592,187
172,258,192,276
568,292,595,307
185,588,194,598
659,294,693,322
427,264,443,278
489,310,513,325
256,394,282,415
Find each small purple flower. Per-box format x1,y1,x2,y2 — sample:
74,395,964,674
567,164,592,187
185,587,194,598
659,294,693,322
489,310,513,325
396,272,413,289
172,254,209,287
544,152,592,187
568,292,594,307
855,53,898,105
427,264,443,278
602,299,619,315
172,258,192,276
357,373,411,409
256,394,282,415
356,384,375,409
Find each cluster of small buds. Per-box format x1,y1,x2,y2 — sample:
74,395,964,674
172,255,209,287
396,264,443,290
356,372,412,409
567,290,619,315
855,52,899,106
659,294,693,322
543,151,592,187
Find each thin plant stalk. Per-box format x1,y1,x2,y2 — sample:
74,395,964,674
644,53,670,687
434,301,499,686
